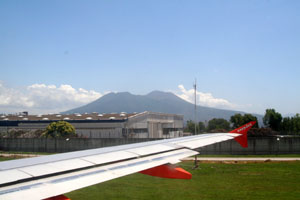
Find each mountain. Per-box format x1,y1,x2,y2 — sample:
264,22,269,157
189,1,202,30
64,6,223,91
63,91,262,122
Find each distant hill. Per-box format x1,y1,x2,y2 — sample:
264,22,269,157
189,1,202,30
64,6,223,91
63,91,262,122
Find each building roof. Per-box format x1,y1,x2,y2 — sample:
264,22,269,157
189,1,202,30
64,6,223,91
0,112,136,122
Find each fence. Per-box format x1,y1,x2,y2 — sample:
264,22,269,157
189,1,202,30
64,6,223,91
0,137,300,154
199,137,300,155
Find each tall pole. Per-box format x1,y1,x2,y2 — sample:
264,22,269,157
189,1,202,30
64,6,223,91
193,79,199,169
193,79,197,135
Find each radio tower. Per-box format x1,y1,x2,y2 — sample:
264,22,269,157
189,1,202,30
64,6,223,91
193,79,197,135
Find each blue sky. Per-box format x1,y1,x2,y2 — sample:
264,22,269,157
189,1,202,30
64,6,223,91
0,0,299,115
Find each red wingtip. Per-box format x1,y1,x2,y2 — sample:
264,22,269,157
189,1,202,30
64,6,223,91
230,121,256,148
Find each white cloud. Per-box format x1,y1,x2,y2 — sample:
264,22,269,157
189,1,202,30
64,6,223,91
0,82,35,108
0,82,103,114
175,84,237,109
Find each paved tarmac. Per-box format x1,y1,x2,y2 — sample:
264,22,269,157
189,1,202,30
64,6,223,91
0,153,42,157
182,157,300,162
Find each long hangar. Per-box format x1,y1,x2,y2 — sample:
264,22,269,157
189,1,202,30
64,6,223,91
0,111,184,138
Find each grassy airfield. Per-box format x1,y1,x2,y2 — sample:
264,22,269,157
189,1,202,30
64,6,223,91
1,156,300,199
66,161,300,200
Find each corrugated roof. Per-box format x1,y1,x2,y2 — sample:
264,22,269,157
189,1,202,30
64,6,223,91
0,113,137,122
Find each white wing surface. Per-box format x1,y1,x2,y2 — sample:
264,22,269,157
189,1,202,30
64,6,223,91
0,121,256,200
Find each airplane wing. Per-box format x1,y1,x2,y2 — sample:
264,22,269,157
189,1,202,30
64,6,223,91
0,121,256,200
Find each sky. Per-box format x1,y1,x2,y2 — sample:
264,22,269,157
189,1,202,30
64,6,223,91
0,0,299,115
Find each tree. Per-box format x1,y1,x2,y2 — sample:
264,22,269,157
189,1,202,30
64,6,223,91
230,113,258,128
281,117,292,134
44,121,76,138
207,118,230,131
243,114,258,127
230,113,259,128
263,109,282,131
198,121,206,133
184,120,206,134
291,114,300,135
184,120,196,134
230,114,244,128
281,114,300,135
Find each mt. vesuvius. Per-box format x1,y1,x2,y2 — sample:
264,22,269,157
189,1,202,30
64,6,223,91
62,91,261,122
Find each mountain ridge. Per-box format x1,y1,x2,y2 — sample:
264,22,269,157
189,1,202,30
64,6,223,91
63,91,262,122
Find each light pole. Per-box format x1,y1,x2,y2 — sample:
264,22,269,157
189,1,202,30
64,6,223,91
193,79,197,135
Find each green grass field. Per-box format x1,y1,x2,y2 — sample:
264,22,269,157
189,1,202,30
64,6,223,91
65,161,300,200
1,156,300,199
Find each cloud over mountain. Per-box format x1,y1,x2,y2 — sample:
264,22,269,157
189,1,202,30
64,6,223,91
0,82,102,114
0,81,250,116
175,84,236,109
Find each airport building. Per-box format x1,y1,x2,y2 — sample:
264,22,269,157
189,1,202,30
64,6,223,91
0,111,184,138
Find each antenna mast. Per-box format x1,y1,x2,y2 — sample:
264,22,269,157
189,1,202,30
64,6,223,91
193,79,197,135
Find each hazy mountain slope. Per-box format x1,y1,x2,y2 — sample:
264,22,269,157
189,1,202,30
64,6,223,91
63,91,262,122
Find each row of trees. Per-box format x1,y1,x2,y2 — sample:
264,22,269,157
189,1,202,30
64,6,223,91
185,113,259,134
185,109,300,135
263,109,300,134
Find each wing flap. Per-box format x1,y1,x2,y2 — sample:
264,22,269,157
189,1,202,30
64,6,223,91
19,158,94,177
81,151,138,165
0,169,32,185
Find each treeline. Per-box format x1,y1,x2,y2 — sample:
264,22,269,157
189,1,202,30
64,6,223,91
185,108,300,136
184,114,259,134
263,109,300,135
